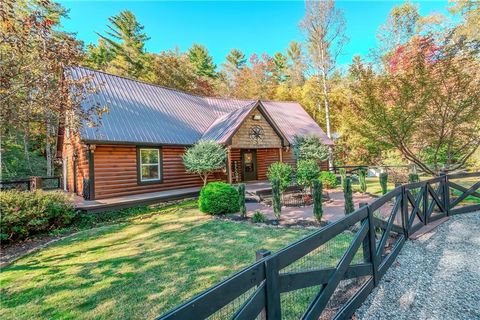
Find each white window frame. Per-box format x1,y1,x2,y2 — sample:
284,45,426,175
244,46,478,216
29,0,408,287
139,148,161,182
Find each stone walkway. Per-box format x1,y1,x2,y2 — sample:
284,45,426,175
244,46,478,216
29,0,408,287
246,190,375,224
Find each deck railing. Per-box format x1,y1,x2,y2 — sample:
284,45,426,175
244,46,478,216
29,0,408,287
0,176,61,191
157,172,480,320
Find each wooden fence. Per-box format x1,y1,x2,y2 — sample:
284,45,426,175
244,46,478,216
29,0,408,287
157,172,480,320
0,176,61,191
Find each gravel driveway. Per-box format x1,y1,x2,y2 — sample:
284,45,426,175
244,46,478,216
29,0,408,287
356,211,480,320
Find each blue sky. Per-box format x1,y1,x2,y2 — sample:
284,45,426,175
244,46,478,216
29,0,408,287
59,1,451,67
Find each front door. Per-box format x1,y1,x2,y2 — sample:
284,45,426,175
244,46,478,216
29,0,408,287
241,150,257,181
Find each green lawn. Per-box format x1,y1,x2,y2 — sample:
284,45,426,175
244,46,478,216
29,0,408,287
352,177,395,196
0,201,316,320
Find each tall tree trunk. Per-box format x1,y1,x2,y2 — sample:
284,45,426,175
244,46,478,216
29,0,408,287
46,111,53,176
319,47,334,170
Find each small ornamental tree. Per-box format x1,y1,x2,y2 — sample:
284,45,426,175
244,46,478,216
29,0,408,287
237,183,247,218
379,172,388,195
344,177,354,214
359,168,367,193
292,135,329,162
182,140,226,186
296,160,321,191
267,162,293,193
313,179,323,222
272,178,282,219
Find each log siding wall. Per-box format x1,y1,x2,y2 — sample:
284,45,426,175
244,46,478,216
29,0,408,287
93,145,223,199
63,135,89,196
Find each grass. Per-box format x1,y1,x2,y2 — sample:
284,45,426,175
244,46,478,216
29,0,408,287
1,200,318,320
352,177,395,196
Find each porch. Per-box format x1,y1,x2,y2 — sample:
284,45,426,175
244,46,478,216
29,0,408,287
74,181,274,213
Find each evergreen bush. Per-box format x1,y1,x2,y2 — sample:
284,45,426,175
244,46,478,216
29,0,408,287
359,168,367,193
237,183,247,218
379,172,388,195
271,178,282,219
199,182,240,215
339,168,347,190
252,211,267,223
344,177,355,214
313,179,323,222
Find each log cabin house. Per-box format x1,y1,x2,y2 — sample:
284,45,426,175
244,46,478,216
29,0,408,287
58,67,333,200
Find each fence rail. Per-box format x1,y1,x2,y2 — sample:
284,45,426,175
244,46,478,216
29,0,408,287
0,176,61,191
157,172,480,320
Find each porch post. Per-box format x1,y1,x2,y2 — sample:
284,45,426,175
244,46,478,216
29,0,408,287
279,147,283,162
227,146,232,184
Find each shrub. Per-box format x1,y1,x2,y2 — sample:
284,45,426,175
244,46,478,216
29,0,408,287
359,168,367,193
408,173,420,184
344,177,354,214
183,140,226,186
379,172,388,195
252,211,267,223
296,159,320,190
271,178,282,219
292,135,329,162
339,168,347,189
313,179,323,222
199,182,240,215
237,183,247,218
0,190,76,242
319,171,338,189
267,162,293,192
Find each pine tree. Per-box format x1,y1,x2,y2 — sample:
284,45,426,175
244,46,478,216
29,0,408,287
188,44,217,79
97,10,151,79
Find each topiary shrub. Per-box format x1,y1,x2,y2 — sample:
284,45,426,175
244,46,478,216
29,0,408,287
252,210,267,223
339,168,347,190
237,183,247,218
271,178,282,219
379,172,388,195
313,179,323,222
319,171,338,189
296,159,320,191
359,168,367,193
344,177,354,215
199,182,240,215
408,173,419,184
267,162,293,192
0,190,76,242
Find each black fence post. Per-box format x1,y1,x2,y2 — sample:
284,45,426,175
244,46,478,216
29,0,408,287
366,204,379,286
359,202,370,264
264,256,281,320
256,249,271,320
440,173,450,216
423,182,429,225
401,186,409,238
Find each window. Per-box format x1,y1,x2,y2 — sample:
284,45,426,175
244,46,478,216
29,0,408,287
138,148,161,182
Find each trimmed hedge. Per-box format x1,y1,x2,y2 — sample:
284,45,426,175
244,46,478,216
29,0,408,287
0,190,76,242
199,182,240,215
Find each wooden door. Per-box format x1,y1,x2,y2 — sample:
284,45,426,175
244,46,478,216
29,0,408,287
241,150,257,181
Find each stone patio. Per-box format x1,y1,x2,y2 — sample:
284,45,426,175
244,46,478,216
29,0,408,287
246,189,378,224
